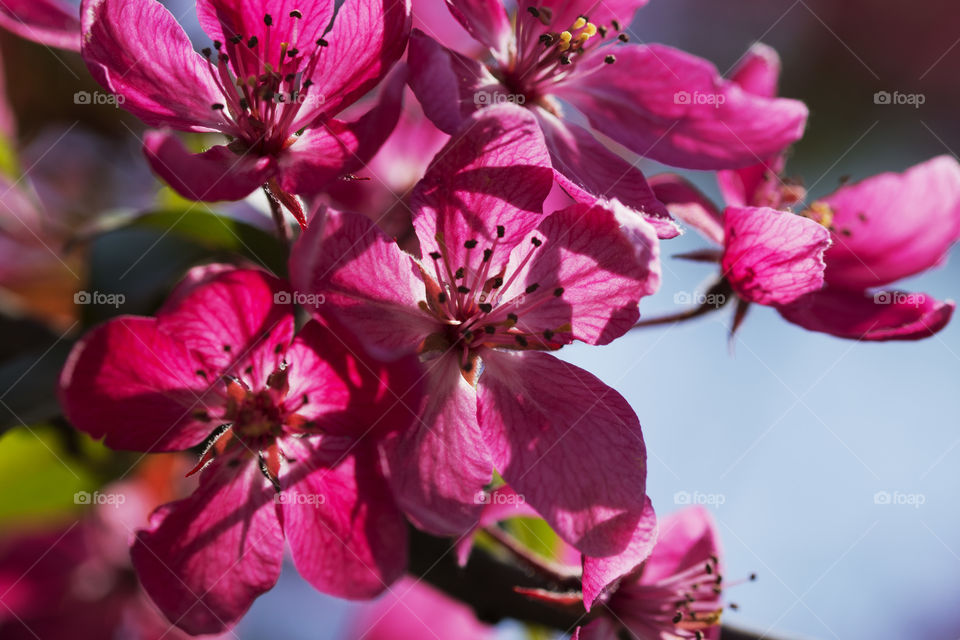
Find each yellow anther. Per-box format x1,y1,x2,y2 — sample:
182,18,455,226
572,16,587,30
583,22,597,37
559,30,572,44
804,201,835,229
557,40,570,52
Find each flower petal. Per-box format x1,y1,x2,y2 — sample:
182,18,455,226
536,110,675,238
58,316,218,452
289,207,436,355
444,0,512,58
477,350,648,557
278,66,406,196
556,44,808,170
0,0,80,51
648,173,723,245
581,496,657,610
80,0,230,132
572,618,620,640
640,506,721,585
157,267,295,390
131,457,283,634
412,105,554,279
500,200,660,346
722,206,831,306
778,288,955,341
301,0,411,124
518,0,649,32
820,155,960,289
729,42,781,98
143,130,276,202
382,354,491,535
281,439,407,599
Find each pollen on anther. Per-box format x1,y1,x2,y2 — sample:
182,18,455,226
455,267,465,279
479,303,493,313
464,239,478,249
525,283,540,294
263,13,273,26
246,36,258,48
604,55,616,64
618,33,630,42
429,251,442,260
531,237,542,247
316,38,329,46
496,225,505,238
457,286,470,294
483,248,493,262
289,9,303,18
201,47,212,58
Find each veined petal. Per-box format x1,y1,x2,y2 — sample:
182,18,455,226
640,506,722,585
143,131,276,202
80,0,231,132
518,0,649,33
556,44,808,170
131,457,283,634
477,350,648,557
649,173,723,245
729,42,781,98
820,156,960,289
582,497,657,610
58,316,219,452
444,0,512,58
778,288,955,341
0,0,81,51
722,206,831,306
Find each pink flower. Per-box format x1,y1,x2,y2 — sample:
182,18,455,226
58,266,424,634
345,577,495,640
577,506,727,640
406,1,808,239
79,0,411,223
657,45,960,340
0,0,80,51
291,106,660,559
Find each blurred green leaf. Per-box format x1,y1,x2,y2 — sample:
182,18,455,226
506,517,561,560
0,133,20,179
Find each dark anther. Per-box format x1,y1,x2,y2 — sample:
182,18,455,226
195,369,207,378
560,55,571,65
515,335,528,347
479,303,493,313
201,47,212,58
302,393,309,405
193,409,211,421
303,79,314,88
543,329,554,340
213,40,222,50
288,48,300,58
673,612,683,624
247,36,258,48
437,292,448,303
464,239,478,249
531,237,542,246
274,343,284,354
462,361,473,372
526,6,540,17
553,287,564,297
507,312,519,323
455,267,465,279
285,73,295,82
223,344,232,352
705,563,713,574
316,38,329,46
604,55,616,64
598,25,608,37
457,286,470,294
244,365,253,375
525,283,540,294
750,573,757,581
484,325,496,334
496,225,505,238
229,34,243,44
483,248,493,262
218,52,230,63
212,103,226,110
290,9,303,18
539,33,555,46
618,33,630,42
493,277,504,288
429,251,442,260
264,13,273,25
612,19,621,30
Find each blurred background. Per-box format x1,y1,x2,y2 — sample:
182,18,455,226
1,0,958,639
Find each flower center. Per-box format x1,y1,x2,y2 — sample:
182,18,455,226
200,10,328,154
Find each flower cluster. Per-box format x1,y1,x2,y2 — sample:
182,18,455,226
0,0,956,638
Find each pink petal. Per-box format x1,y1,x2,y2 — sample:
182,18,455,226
289,207,437,354
477,350,648,557
729,42,781,98
573,618,620,640
300,0,411,125
157,267,295,390
649,173,724,245
0,0,80,51
556,44,808,170
820,156,960,289
281,438,407,599
582,497,658,610
407,29,497,134
778,288,955,341
285,319,424,439
196,0,335,69
502,200,660,346
278,67,406,196
143,130,276,201
722,206,831,306
640,506,721,585
716,155,787,209
80,0,231,132
347,577,495,640
445,0,512,58
536,110,675,238
58,316,218,452
131,458,283,634
383,354,491,535
518,0,649,32
412,105,554,278
454,485,538,566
